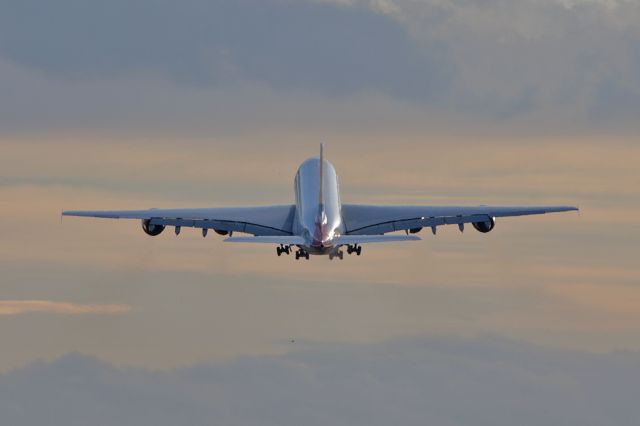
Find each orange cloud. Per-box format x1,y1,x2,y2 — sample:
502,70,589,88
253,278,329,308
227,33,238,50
0,300,131,316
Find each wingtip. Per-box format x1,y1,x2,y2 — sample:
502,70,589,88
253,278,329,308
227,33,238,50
559,206,579,213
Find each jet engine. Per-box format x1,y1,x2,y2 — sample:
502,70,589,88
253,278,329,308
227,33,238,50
142,219,165,236
472,217,495,233
214,229,229,236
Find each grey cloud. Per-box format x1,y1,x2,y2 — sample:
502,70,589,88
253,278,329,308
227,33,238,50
2,337,640,426
403,0,640,122
590,76,640,124
1,0,640,132
0,0,449,101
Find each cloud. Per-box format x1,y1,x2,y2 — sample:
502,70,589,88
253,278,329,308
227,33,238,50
1,337,639,426
1,0,640,132
0,300,131,316
0,0,449,100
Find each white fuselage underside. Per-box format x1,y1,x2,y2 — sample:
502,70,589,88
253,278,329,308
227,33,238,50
293,158,345,254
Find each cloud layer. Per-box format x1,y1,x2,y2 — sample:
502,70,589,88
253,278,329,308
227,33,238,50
0,0,448,99
1,0,639,132
2,337,639,426
0,300,130,316
0,136,637,371
0,3,638,421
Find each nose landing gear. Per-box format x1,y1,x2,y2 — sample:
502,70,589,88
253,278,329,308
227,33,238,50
329,250,344,260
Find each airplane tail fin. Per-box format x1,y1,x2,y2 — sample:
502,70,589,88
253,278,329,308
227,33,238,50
319,143,324,206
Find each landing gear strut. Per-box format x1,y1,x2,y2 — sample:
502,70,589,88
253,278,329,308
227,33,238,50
346,244,362,256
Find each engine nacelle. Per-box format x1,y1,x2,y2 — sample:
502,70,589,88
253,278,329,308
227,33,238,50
142,219,165,236
472,217,495,233
409,227,422,234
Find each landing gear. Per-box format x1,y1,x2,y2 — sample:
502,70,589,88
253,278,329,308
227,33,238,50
346,245,362,256
276,244,292,257
329,250,344,260
295,249,309,260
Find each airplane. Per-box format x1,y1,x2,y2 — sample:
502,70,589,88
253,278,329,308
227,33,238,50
63,144,578,260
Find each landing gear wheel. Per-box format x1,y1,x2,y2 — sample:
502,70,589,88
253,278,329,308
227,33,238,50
276,247,282,256
338,250,344,260
356,246,362,256
295,251,300,260
305,252,310,260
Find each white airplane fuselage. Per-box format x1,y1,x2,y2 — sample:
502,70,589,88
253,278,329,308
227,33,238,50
293,157,345,254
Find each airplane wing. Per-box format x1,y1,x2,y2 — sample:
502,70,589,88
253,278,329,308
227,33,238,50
223,235,421,245
341,204,578,235
333,235,420,244
62,205,296,236
224,236,306,244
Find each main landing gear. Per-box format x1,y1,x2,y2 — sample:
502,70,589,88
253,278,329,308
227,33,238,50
276,245,309,260
276,244,291,256
346,244,362,256
295,248,310,260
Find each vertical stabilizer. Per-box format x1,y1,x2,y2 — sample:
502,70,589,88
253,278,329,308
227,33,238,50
319,143,324,206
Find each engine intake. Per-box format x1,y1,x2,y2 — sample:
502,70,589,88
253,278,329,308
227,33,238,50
142,219,165,236
472,217,495,233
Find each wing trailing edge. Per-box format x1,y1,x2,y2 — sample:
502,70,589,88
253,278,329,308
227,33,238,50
333,235,421,245
224,236,306,245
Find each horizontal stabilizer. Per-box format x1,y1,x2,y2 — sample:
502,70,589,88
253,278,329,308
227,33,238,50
224,236,306,245
334,235,421,245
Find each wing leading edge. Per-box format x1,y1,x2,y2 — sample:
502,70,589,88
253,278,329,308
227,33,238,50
341,204,578,235
62,205,296,236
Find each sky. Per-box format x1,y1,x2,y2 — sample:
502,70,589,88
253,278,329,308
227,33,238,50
1,0,640,424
